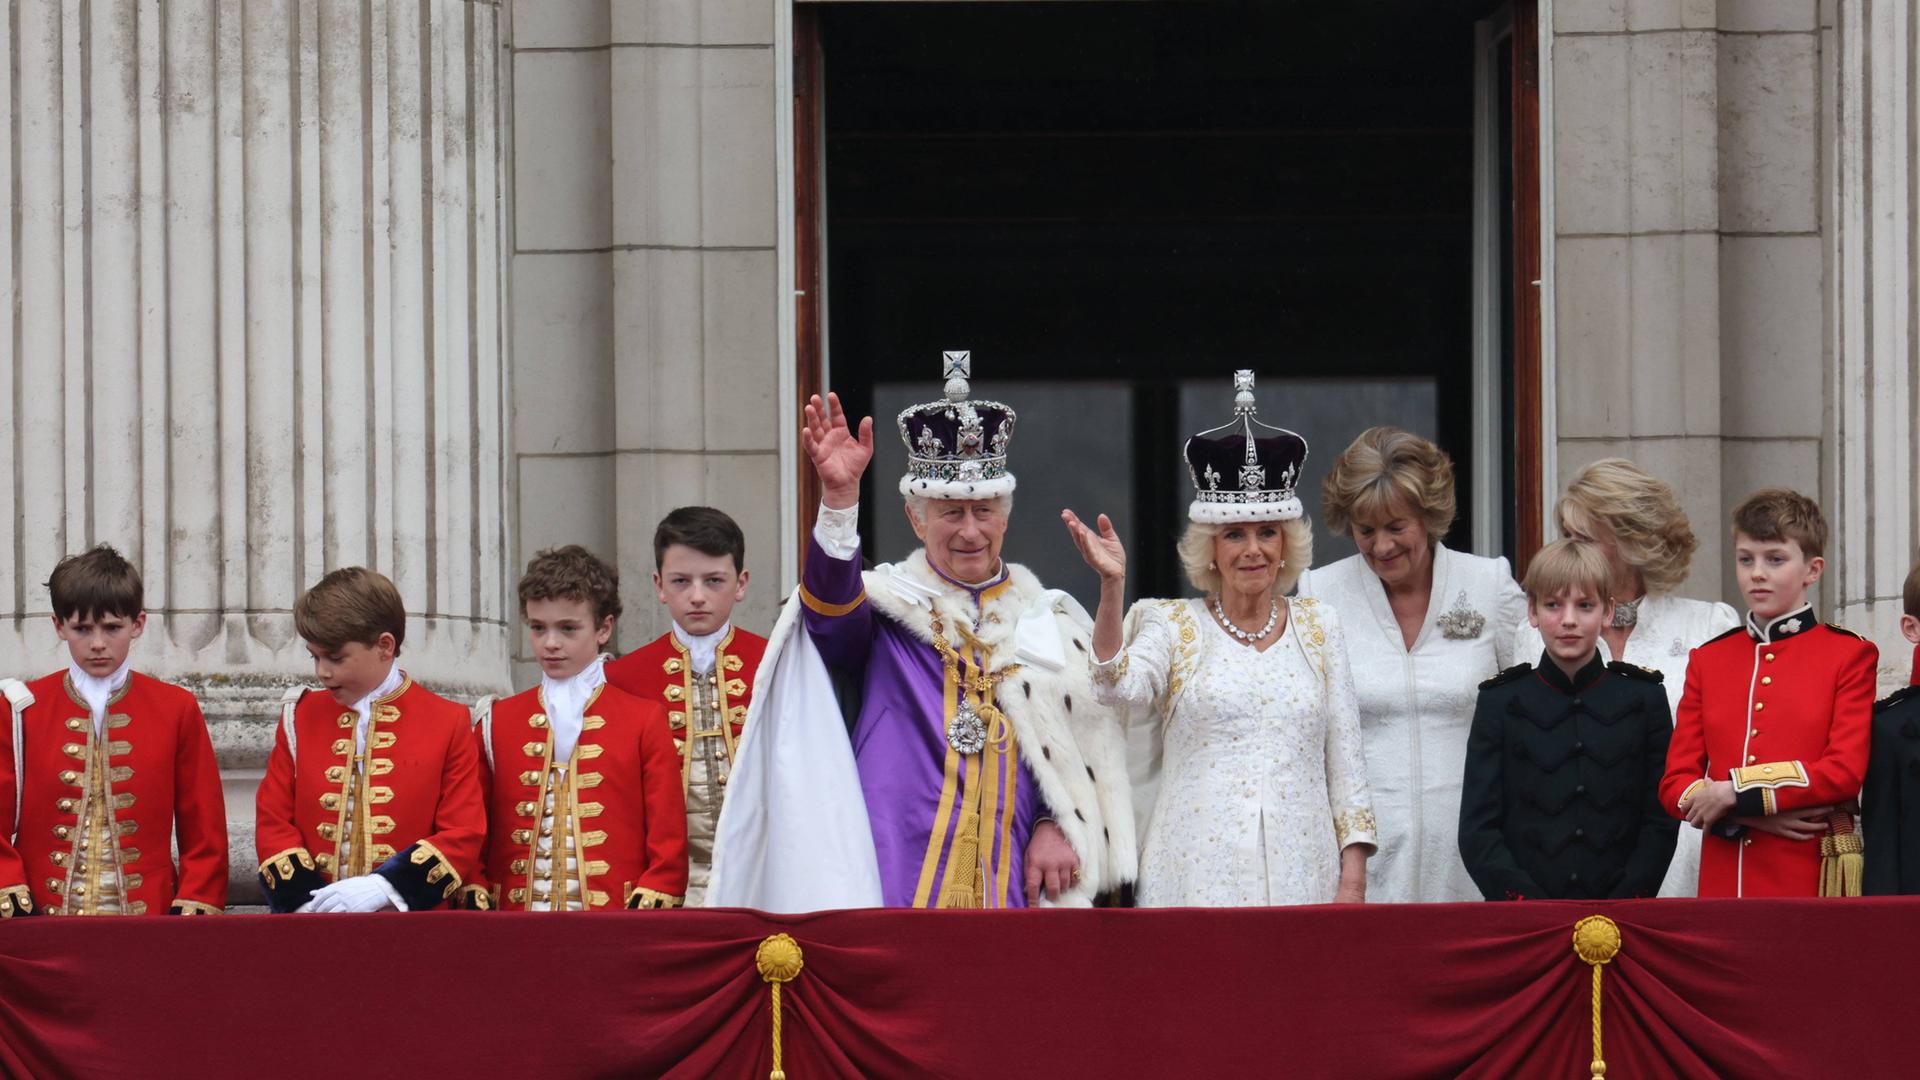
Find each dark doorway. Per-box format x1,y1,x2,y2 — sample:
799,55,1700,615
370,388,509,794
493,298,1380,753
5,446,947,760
805,1,1534,605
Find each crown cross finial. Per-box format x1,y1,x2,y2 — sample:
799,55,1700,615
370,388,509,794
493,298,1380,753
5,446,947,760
1232,369,1258,417
942,350,972,402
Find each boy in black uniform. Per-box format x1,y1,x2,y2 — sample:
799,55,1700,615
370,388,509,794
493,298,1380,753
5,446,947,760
1862,558,1920,895
1459,539,1679,900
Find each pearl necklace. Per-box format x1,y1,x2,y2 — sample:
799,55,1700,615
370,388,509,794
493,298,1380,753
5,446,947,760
1213,595,1280,644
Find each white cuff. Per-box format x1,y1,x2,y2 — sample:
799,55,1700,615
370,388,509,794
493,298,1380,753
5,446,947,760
813,502,861,560
373,872,409,913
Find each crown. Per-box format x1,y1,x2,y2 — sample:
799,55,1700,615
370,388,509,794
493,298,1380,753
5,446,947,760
895,351,1018,499
1184,370,1308,524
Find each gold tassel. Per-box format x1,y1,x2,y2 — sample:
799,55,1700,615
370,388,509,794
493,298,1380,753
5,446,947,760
1572,916,1622,1079
756,934,805,1080
938,810,984,909
1819,811,1864,897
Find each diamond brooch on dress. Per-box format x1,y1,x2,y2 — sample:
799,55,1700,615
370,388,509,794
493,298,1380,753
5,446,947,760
1610,596,1641,629
1436,591,1486,640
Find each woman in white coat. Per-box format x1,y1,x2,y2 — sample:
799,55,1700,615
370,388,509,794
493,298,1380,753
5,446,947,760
1295,427,1526,903
1514,458,1737,896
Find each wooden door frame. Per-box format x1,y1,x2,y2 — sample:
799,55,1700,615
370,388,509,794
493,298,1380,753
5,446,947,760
783,1,1549,574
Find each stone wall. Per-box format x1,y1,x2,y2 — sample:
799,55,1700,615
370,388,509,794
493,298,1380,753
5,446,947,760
0,0,512,897
506,0,786,687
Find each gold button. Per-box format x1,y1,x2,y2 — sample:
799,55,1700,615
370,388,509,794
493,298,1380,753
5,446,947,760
1750,729,1760,737
1765,653,1775,662
1762,766,1775,775
1747,754,1757,764
1744,838,1754,847
1754,702,1765,711
1761,676,1772,685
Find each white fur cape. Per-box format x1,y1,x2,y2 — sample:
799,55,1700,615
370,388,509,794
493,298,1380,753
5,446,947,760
706,550,1136,910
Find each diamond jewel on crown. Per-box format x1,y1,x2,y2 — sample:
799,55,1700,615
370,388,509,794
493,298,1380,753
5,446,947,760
1203,463,1221,490
917,426,943,457
1239,463,1266,492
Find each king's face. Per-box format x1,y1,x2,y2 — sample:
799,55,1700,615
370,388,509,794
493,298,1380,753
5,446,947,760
909,498,1009,586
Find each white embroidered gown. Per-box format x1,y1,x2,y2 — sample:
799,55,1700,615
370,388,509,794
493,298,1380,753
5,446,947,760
1515,592,1739,896
1295,545,1529,903
1092,597,1376,907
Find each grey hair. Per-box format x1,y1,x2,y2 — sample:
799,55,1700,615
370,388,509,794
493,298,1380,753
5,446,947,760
1177,518,1314,598
904,492,1014,525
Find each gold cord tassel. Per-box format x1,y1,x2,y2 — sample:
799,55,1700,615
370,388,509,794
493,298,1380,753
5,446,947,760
1572,916,1622,1079
1819,811,1864,897
756,934,805,1080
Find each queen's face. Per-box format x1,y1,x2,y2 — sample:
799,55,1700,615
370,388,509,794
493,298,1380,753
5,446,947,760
1212,521,1286,599
1352,499,1433,589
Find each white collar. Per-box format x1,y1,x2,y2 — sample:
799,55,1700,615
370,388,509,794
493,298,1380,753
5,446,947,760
675,621,732,675
350,663,406,751
69,658,133,734
541,655,607,763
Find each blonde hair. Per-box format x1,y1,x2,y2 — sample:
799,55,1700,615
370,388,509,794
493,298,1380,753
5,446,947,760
1556,458,1698,596
1178,518,1314,598
1320,426,1456,542
1521,539,1614,604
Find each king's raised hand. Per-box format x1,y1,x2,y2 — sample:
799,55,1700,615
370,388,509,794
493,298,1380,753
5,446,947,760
803,392,874,509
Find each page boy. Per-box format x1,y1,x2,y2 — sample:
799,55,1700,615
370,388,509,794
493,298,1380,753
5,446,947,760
1861,558,1920,895
1458,539,1677,900
0,545,228,916
254,567,486,912
473,545,687,910
605,506,765,904
1660,489,1878,897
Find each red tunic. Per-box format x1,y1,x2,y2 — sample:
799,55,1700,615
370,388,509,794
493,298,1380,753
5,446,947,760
253,675,487,912
604,627,767,775
474,683,688,909
0,671,228,916
1659,612,1878,897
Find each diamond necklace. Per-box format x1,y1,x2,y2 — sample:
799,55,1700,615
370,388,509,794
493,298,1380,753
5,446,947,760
1610,595,1643,629
1212,595,1280,643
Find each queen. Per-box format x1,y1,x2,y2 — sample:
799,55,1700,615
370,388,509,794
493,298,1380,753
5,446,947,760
1065,372,1376,906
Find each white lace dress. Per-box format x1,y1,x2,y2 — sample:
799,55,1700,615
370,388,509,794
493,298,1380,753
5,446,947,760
1515,592,1739,897
1091,597,1376,907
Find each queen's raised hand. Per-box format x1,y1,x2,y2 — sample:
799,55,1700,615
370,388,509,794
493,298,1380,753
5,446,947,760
1062,509,1127,585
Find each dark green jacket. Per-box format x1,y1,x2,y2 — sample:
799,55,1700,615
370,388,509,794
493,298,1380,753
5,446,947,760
1458,652,1678,900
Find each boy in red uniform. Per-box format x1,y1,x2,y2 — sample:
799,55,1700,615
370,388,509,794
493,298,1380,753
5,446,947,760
1660,490,1878,897
1861,558,1920,894
255,567,486,912
0,545,227,916
473,546,687,909
604,507,766,904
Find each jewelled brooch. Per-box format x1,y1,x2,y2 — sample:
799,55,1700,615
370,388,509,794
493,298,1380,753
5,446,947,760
1436,591,1486,640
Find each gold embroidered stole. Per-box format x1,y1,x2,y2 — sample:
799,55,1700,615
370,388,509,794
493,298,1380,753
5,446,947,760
912,615,1023,909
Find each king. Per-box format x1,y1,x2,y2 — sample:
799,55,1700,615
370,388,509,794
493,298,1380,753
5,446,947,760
707,353,1135,910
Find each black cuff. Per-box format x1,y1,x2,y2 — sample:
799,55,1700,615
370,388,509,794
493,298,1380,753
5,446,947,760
1733,785,1769,818
374,842,462,912
259,849,326,913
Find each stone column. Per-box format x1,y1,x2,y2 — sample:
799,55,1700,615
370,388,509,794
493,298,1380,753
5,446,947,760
1827,0,1919,691
507,1,785,687
0,0,511,898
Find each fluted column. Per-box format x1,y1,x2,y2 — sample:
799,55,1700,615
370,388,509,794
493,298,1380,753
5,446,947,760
0,0,510,895
1828,0,1918,693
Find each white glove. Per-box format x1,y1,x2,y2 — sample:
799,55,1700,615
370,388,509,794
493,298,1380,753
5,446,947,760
305,874,405,913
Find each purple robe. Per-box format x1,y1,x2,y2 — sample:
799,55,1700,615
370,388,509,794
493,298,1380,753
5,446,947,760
801,535,1045,908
